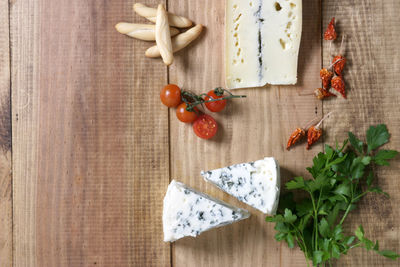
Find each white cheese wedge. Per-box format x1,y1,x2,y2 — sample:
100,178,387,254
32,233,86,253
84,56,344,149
226,0,302,89
201,157,280,214
163,180,250,242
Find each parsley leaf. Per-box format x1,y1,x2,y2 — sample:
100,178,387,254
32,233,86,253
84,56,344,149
351,164,364,180
366,124,390,153
349,131,364,153
275,232,286,241
296,199,313,217
378,250,400,260
355,225,365,240
284,209,297,223
344,156,370,181
325,144,334,160
374,150,399,166
333,225,344,241
307,153,326,178
366,171,374,187
334,183,351,197
332,244,341,259
275,222,290,233
266,215,284,223
313,251,324,265
368,187,390,198
318,218,330,238
327,203,340,227
266,125,399,266
374,240,380,251
307,173,330,192
345,236,355,246
286,233,295,248
286,176,306,190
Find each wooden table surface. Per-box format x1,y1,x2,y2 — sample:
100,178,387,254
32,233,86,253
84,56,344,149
1,0,399,266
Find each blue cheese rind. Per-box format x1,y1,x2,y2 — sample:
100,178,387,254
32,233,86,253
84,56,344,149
163,180,250,242
201,157,280,215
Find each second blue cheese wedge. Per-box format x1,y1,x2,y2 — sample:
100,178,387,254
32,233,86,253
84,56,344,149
201,157,280,214
226,0,302,89
163,180,250,242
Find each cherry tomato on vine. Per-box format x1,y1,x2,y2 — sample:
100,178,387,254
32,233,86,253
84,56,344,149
193,114,218,139
204,90,227,112
160,84,182,107
176,103,198,123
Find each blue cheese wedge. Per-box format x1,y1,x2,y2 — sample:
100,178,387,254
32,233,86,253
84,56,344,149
226,0,302,89
163,180,250,242
201,157,280,214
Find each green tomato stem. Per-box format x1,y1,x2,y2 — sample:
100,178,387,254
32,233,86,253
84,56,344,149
185,94,246,111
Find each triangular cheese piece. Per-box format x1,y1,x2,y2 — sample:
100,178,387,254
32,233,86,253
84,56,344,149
201,157,280,215
163,180,250,242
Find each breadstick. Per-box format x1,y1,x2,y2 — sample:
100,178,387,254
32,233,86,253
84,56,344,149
155,4,174,65
146,24,203,58
115,23,179,41
134,3,192,28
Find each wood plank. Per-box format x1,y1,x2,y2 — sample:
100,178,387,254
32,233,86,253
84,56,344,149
0,0,12,266
169,0,321,266
323,0,400,266
10,1,170,266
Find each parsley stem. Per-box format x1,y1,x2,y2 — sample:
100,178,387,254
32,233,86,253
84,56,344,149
349,242,362,250
339,181,356,225
290,222,310,263
315,190,324,252
339,203,352,225
352,191,368,202
310,193,319,251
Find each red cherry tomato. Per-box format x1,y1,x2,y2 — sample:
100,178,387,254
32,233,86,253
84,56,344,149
204,90,227,112
176,103,198,123
193,114,218,139
160,84,182,107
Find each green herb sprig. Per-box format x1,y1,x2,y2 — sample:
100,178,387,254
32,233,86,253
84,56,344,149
266,124,399,266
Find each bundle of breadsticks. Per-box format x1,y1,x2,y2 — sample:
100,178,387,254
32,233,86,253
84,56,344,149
115,3,204,66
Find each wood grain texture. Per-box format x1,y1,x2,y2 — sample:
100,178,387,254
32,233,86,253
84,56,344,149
322,0,400,266
10,0,169,266
0,0,12,266
6,0,400,266
168,0,321,266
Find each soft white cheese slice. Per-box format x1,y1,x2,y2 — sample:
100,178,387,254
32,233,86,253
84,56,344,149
226,0,302,89
163,180,250,242
201,157,280,214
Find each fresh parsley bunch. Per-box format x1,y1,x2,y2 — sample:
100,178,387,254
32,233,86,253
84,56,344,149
266,124,399,266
